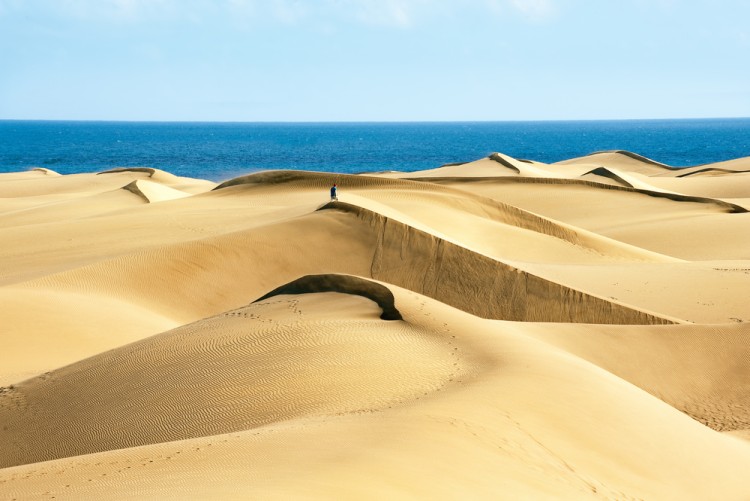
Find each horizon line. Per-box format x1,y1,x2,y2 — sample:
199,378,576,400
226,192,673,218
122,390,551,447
2,116,750,125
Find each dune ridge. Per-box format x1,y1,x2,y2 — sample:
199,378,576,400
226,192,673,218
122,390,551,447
255,274,403,320
487,152,521,173
417,175,748,213
97,167,160,177
555,150,678,174
13,192,673,330
216,169,724,254
582,150,675,169
676,167,750,178
213,168,445,192
121,179,191,203
30,167,60,176
320,201,676,324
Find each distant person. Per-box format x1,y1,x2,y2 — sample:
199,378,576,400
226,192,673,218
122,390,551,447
330,183,338,201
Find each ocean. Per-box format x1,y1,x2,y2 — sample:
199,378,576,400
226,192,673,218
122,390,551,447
1,119,749,182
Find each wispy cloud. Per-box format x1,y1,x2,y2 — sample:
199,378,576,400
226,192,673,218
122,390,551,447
485,0,558,21
509,0,557,19
3,0,563,26
271,0,309,24
332,0,561,29
53,0,179,21
341,0,427,28
227,0,309,25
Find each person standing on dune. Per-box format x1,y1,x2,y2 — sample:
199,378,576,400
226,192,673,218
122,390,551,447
330,183,338,201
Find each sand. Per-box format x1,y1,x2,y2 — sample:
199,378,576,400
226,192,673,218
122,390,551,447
1,154,749,499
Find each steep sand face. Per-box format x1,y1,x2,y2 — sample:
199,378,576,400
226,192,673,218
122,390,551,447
319,202,675,324
2,153,750,499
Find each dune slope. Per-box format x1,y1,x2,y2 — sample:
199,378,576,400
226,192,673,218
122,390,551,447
2,285,750,500
2,153,750,499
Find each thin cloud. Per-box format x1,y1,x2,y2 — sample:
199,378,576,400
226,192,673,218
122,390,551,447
227,0,309,25
356,0,413,27
230,0,434,29
4,0,562,26
509,0,557,19
484,0,559,21
270,0,310,25
53,0,179,21
330,0,429,28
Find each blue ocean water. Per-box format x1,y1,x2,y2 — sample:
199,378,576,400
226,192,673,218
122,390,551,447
1,119,749,182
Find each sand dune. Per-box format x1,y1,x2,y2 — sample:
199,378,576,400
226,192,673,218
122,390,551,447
670,155,750,175
383,152,564,179
2,286,750,499
255,274,404,320
524,321,750,433
121,179,192,203
555,150,677,175
2,152,750,499
0,283,459,467
433,177,749,259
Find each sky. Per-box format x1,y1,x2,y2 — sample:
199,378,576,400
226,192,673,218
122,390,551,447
0,0,749,122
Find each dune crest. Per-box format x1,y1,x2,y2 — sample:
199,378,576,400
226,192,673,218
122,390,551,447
98,166,160,177
676,166,750,178
589,150,675,168
121,179,192,203
581,166,634,187
30,167,60,176
557,150,677,173
489,152,567,178
319,201,676,324
255,274,403,320
440,175,747,213
487,152,521,173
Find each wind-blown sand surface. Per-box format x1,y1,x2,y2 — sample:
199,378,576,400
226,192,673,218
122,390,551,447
1,152,749,499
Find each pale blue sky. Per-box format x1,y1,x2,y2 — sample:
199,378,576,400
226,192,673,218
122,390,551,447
1,0,748,121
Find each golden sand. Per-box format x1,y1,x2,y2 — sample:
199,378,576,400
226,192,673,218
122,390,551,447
1,152,749,499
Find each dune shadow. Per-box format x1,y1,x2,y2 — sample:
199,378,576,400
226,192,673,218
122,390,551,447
254,274,402,321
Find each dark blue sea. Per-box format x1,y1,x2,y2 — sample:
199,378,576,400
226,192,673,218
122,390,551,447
1,119,749,182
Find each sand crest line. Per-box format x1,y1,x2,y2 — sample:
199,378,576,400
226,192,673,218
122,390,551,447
254,274,403,320
408,174,748,213
318,201,678,325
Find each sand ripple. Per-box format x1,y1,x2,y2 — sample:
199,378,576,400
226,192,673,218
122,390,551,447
0,291,461,468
